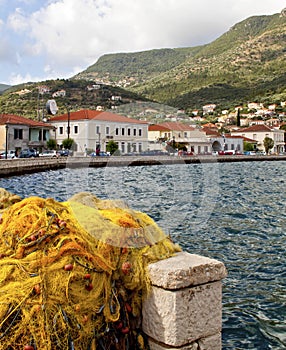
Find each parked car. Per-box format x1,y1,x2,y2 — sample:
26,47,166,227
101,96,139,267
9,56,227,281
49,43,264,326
0,150,17,159
224,150,236,155
89,151,110,157
39,150,58,158
58,149,72,157
19,148,39,158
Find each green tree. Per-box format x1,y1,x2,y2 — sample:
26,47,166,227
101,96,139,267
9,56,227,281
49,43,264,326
46,139,57,150
106,140,118,155
263,137,274,154
243,141,254,151
62,138,74,150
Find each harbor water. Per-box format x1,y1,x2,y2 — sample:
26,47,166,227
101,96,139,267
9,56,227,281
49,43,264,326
1,159,285,349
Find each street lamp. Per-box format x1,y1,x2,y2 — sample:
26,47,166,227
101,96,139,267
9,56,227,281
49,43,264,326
65,105,70,140
5,124,8,159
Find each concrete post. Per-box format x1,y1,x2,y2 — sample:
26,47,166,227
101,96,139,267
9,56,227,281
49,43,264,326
142,252,227,350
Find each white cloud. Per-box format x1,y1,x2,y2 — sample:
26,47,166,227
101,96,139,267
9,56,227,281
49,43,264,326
2,0,285,84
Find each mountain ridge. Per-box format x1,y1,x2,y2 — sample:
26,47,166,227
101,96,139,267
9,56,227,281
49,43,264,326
74,10,286,110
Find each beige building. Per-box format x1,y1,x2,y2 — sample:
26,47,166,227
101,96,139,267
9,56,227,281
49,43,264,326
148,122,212,154
49,109,149,154
231,124,285,153
0,113,54,154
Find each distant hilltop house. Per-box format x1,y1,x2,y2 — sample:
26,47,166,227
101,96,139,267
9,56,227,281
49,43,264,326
86,84,101,91
38,85,51,94
14,89,31,96
247,102,264,110
52,90,66,98
202,104,216,115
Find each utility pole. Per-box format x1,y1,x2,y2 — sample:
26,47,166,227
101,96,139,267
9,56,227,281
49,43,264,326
5,124,8,159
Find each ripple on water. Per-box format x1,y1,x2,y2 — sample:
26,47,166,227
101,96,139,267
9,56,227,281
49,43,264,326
1,161,286,349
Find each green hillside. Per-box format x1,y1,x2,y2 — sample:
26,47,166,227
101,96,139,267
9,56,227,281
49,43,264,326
74,47,203,84
0,79,148,118
0,84,11,93
76,11,286,110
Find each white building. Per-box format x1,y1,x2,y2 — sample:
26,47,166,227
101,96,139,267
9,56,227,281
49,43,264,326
231,124,285,153
49,109,148,154
148,122,212,154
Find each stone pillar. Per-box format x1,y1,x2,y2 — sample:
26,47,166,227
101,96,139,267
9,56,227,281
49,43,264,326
142,251,227,350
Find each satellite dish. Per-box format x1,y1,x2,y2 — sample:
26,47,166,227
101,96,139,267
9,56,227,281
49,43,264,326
46,99,58,115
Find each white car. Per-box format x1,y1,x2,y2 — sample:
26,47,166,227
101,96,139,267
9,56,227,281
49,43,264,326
0,150,17,159
39,150,58,158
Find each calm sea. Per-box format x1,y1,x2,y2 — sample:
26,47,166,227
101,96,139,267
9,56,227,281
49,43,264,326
1,159,285,349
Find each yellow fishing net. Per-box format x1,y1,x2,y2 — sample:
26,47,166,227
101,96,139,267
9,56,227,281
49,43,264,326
0,189,181,350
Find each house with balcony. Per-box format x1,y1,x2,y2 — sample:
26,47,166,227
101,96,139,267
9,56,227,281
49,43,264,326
231,124,285,153
48,109,148,154
0,114,54,154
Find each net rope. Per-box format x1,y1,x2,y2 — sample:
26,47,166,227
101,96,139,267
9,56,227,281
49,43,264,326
0,189,181,350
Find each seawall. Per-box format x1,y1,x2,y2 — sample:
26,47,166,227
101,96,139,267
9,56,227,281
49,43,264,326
0,154,285,178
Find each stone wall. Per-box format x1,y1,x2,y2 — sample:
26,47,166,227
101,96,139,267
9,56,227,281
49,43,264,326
142,252,227,350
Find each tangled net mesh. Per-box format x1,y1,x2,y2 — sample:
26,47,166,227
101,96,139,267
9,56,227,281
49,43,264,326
0,189,181,350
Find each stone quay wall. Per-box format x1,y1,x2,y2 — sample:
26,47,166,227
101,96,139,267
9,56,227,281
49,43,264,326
0,154,285,177
142,252,227,350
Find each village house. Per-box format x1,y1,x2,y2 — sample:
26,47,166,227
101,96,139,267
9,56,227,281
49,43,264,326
0,114,54,154
148,122,212,154
52,90,66,98
201,126,244,153
48,109,148,154
231,124,285,153
202,104,216,115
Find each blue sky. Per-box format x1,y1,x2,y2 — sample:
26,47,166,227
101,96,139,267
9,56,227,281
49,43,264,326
0,0,285,86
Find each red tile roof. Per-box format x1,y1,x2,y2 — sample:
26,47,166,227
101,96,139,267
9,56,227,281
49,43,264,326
202,127,221,137
232,124,272,133
0,113,52,128
49,110,147,124
158,122,195,131
148,124,170,132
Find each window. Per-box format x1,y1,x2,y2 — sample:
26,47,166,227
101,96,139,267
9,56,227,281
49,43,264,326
138,143,142,152
59,127,64,135
231,144,234,150
253,134,257,140
133,129,137,136
74,125,78,134
14,129,23,139
127,128,131,136
106,126,110,135
184,132,188,138
96,126,100,134
122,128,125,136
121,142,125,153
115,128,119,136
43,130,47,141
138,129,142,137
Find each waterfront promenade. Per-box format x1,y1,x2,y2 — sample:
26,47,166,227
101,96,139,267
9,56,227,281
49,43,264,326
0,154,285,177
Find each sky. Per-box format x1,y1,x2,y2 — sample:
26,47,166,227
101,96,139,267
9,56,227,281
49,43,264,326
0,0,285,86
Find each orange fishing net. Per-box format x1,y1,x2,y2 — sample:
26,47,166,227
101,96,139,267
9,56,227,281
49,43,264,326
0,189,181,350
